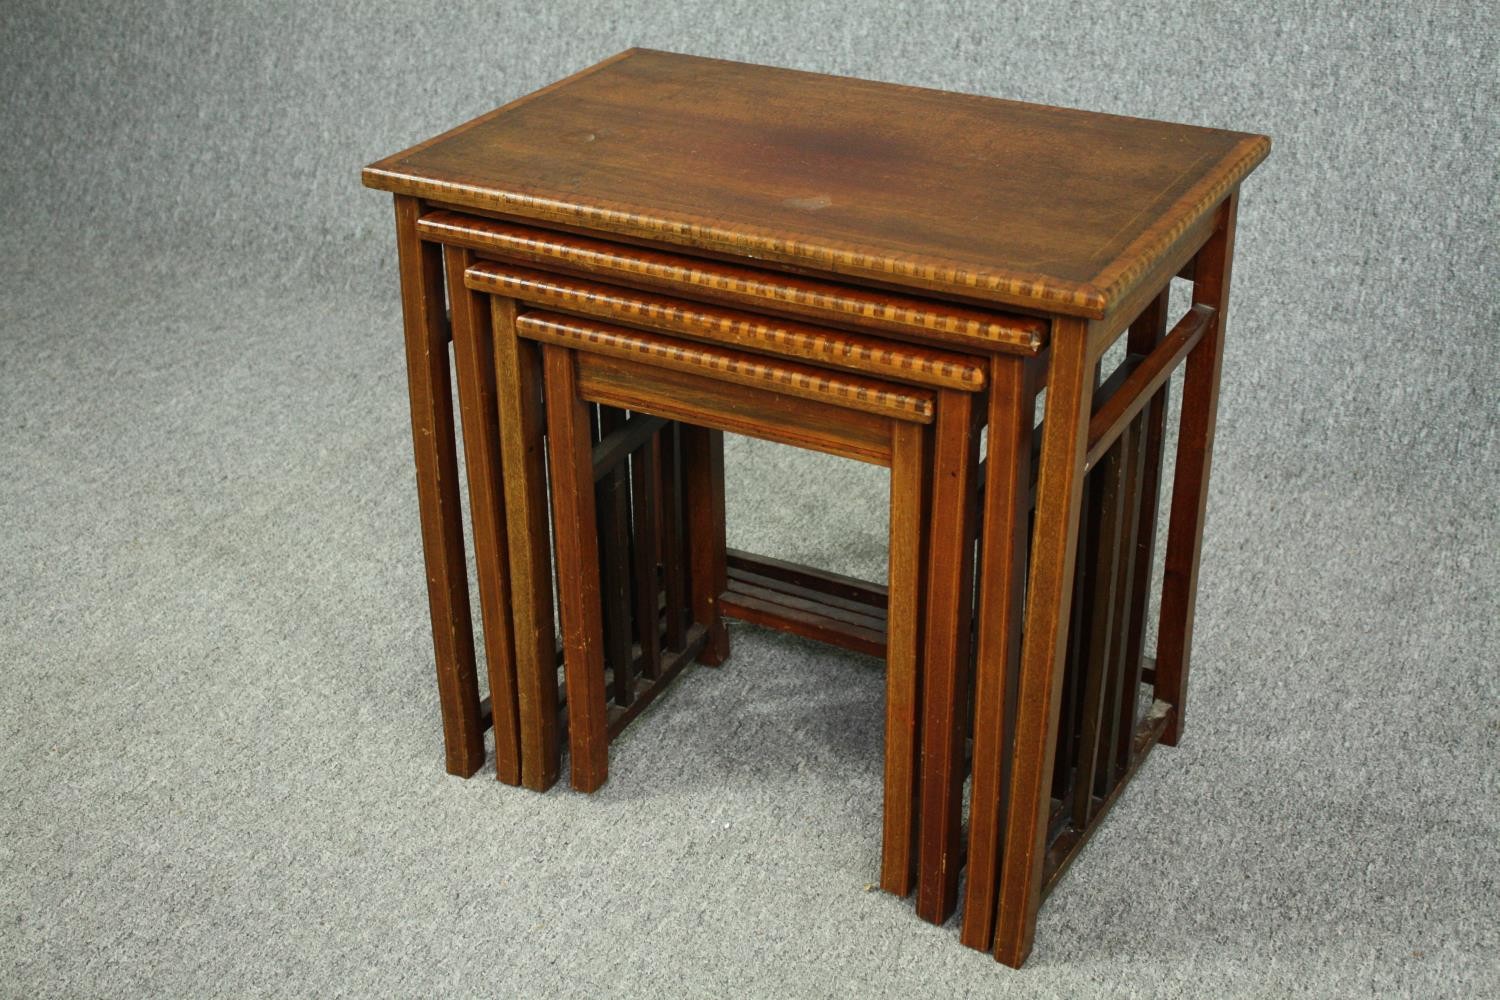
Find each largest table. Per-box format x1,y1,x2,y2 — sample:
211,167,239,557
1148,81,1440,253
363,48,1268,967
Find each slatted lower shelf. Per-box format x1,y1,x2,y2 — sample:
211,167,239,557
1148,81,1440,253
719,548,889,657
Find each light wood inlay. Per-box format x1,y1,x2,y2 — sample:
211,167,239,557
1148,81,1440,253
464,261,989,390
514,310,936,423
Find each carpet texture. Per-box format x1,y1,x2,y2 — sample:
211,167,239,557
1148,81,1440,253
3,2,1496,996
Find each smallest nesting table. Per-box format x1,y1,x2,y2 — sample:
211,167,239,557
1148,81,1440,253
364,49,1268,968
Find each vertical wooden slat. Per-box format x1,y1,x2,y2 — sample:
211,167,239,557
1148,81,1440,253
960,356,1037,950
443,247,522,785
629,436,663,680
1102,409,1148,788
596,408,635,707
1157,191,1239,746
493,297,563,790
994,318,1096,969
681,425,730,665
541,346,610,792
1071,430,1125,827
392,195,484,777
881,420,929,896
1116,288,1171,773
659,424,689,652
915,388,980,924
1051,512,1092,805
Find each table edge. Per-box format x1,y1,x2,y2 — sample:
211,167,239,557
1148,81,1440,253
361,51,1272,320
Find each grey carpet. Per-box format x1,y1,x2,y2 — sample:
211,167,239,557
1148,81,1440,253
3,2,1497,997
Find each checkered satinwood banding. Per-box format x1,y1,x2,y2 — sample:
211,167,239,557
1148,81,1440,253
419,212,1045,355
464,261,987,392
514,310,936,423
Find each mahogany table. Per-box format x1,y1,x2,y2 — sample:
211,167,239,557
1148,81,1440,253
363,49,1268,967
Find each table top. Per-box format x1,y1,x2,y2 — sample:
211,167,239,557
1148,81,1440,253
365,49,1268,319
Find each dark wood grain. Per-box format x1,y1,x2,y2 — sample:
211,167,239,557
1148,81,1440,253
1117,289,1170,773
443,246,522,785
591,413,669,481
1101,409,1148,790
659,424,689,652
515,311,936,422
1071,430,1126,827
596,407,636,707
465,260,1008,378
960,356,1039,950
491,283,563,790
392,195,485,777
541,345,611,792
441,214,1044,354
371,50,1269,318
682,425,730,666
374,55,1267,967
1041,700,1172,897
571,352,899,466
1084,304,1213,472
882,420,929,896
915,388,980,922
727,550,889,608
629,437,663,680
993,318,1096,968
1157,192,1239,746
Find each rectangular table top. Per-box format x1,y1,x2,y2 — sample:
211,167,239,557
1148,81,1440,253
365,49,1268,320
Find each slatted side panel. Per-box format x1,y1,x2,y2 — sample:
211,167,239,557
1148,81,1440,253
1036,291,1183,900
586,411,707,741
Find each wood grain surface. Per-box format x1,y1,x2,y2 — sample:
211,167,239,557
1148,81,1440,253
370,49,1269,317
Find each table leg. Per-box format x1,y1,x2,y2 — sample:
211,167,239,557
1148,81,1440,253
542,346,611,792
681,426,730,665
393,195,484,777
881,420,929,896
443,246,522,785
493,294,563,791
1157,192,1239,746
960,356,1037,949
916,388,980,923
994,320,1096,967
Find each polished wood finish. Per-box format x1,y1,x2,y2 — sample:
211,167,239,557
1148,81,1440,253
1157,193,1239,746
576,352,899,467
592,413,669,482
959,356,1040,949
1042,699,1172,896
606,625,710,739
434,212,1044,353
915,388,980,920
1084,304,1214,472
371,54,1267,970
629,434,663,680
682,423,730,666
392,195,484,777
491,291,562,790
882,420,929,895
597,406,637,707
464,261,993,387
659,425,689,652
443,246,522,784
720,549,890,658
541,346,611,792
1115,289,1169,775
1071,429,1127,828
515,311,936,422
994,319,1096,968
369,50,1268,319
525,314,945,892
